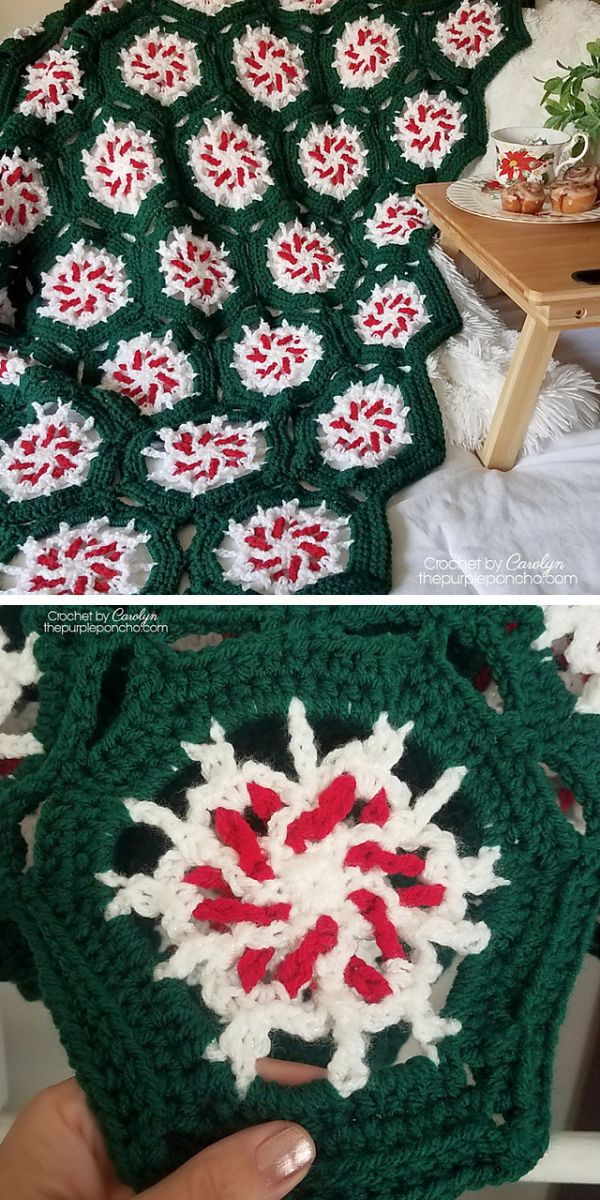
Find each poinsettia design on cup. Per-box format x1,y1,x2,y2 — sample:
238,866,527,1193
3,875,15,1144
188,114,273,210
232,320,323,396
497,148,547,183
40,240,131,329
318,378,411,470
0,349,29,388
0,150,51,244
0,517,153,594
435,1,504,69
393,91,466,170
298,120,368,200
216,499,352,593
0,401,100,501
354,279,430,348
233,26,307,111
19,47,85,123
266,219,343,294
143,416,268,495
120,28,201,106
158,227,236,314
333,17,402,89
365,194,430,247
99,701,506,1095
82,120,163,216
100,332,195,414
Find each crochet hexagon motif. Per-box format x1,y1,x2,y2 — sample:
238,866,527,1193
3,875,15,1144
100,701,506,1097
1,517,153,594
435,1,504,69
0,402,100,500
216,500,352,593
143,417,267,494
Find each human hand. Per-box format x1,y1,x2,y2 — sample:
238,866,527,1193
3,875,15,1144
0,1068,317,1200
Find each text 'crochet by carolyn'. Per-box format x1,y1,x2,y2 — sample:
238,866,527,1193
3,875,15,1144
0,0,530,594
0,604,599,1199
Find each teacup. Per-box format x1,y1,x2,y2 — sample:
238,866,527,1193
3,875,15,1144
491,126,590,185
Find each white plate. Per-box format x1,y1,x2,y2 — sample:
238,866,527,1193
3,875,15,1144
447,177,600,224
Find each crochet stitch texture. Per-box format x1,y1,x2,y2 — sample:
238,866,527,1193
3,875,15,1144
1,604,599,1199
0,0,530,595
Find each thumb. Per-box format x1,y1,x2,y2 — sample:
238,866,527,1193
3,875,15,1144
140,1122,316,1200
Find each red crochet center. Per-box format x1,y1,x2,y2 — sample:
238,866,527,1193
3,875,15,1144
183,773,446,1005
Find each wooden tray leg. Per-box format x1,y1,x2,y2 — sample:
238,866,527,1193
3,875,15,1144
477,314,559,471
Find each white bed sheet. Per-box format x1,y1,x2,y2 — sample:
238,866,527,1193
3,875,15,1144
390,301,600,596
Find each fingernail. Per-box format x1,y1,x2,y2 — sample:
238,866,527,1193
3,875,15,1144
255,1125,316,1190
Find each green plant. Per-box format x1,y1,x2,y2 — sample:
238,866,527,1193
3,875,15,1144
540,40,600,140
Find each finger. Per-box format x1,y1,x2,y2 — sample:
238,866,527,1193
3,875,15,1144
256,1057,328,1085
140,1122,315,1200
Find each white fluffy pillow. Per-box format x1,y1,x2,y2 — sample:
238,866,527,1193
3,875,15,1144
466,0,600,178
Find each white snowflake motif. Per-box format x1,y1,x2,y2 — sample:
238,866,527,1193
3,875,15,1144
0,349,28,387
99,702,506,1095
318,378,412,470
0,518,153,595
435,1,504,69
169,0,243,11
354,279,430,348
100,332,195,415
0,290,16,327
188,114,273,211
143,416,268,495
0,401,100,501
266,220,343,295
233,320,323,396
393,91,466,170
279,0,339,12
365,194,430,248
120,29,201,106
298,120,368,201
40,240,131,329
82,120,163,216
19,47,84,124
0,150,51,245
216,500,352,593
334,18,401,89
233,26,307,111
158,227,236,315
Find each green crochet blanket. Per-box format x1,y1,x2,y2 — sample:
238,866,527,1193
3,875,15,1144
0,0,530,595
1,605,599,1200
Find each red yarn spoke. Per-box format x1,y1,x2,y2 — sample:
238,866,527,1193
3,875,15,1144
183,865,233,896
396,883,446,908
349,889,406,960
358,787,390,826
285,774,356,853
214,807,274,881
247,781,284,822
344,842,425,876
344,955,392,1003
192,897,291,927
237,946,276,993
275,915,338,998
